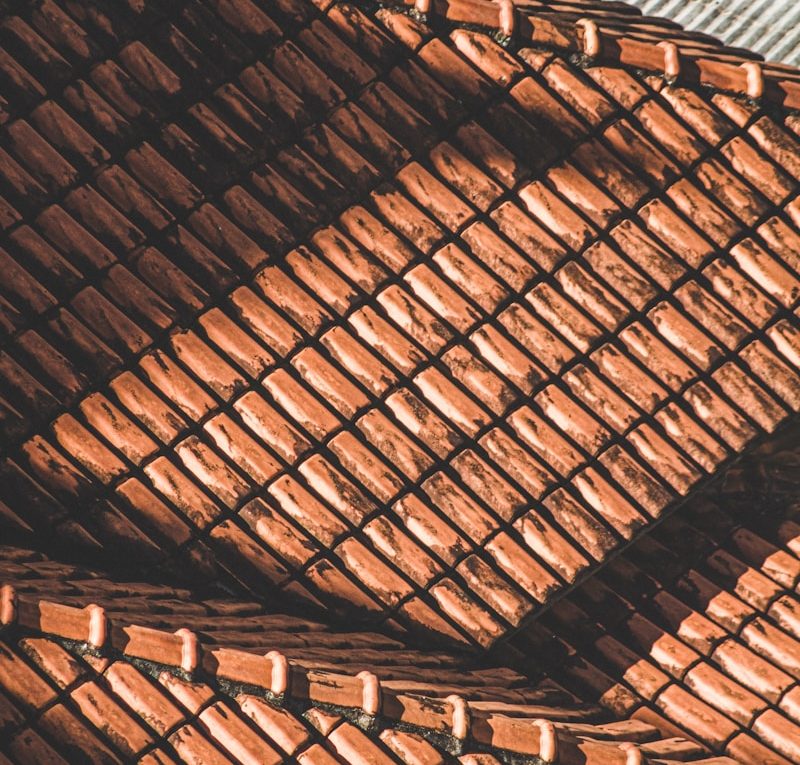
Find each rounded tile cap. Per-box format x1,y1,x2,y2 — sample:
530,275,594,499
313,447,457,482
266,650,289,695
741,61,764,99
533,719,558,763
577,19,600,59
357,671,381,716
85,604,107,648
658,41,681,80
174,628,199,673
498,0,516,39
446,694,470,739
620,742,643,764
0,585,16,626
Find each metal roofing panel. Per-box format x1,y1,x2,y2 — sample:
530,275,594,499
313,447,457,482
618,0,800,65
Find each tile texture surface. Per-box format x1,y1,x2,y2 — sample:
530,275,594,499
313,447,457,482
0,549,732,763
2,0,799,651
524,423,800,764
0,0,799,760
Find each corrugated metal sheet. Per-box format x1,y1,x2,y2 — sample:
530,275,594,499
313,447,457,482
616,0,800,65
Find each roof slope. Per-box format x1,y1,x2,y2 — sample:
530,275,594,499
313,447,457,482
2,0,800,761
4,422,799,763
1,0,800,653
0,550,725,764
0,0,800,748
520,421,800,763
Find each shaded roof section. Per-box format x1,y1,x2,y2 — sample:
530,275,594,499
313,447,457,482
1,0,800,653
386,0,800,101
518,421,800,763
0,551,729,764
4,421,800,762
614,0,800,68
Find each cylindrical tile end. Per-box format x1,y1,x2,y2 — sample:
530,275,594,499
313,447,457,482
741,61,764,99
357,670,381,716
498,0,516,39
174,628,199,673
0,585,16,626
620,742,643,764
658,41,680,80
446,694,470,740
577,19,600,59
414,0,432,15
266,650,288,695
533,719,558,763
85,604,107,648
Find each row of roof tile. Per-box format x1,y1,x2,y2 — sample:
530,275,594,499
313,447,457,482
2,0,800,654
522,423,800,763
0,565,731,764
2,0,800,760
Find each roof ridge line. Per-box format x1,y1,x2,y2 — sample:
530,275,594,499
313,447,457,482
387,0,800,108
0,585,651,762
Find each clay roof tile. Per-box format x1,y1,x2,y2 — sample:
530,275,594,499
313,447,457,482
3,0,800,757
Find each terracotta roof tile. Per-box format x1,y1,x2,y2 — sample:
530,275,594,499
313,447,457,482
2,0,800,757
0,553,726,761
523,425,800,760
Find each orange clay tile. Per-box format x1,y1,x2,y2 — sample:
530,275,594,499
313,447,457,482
413,366,491,437
432,243,507,313
268,475,348,548
555,262,628,331
358,408,433,481
291,348,370,419
203,414,282,485
535,385,611,456
469,323,546,395
328,431,404,504
450,449,524,522
496,303,573,374
489,200,566,272
234,391,311,463
654,402,729,473
530,428,800,760
620,321,697,392
386,388,461,459
363,515,441,587
379,283,452,353
230,286,303,358
459,220,537,291
174,436,250,509
348,304,426,375
143,457,223,529
393,492,471,567
478,426,554,498
138,351,216,422
2,7,800,759
320,326,397,397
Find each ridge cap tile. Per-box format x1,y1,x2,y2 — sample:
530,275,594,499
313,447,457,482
0,581,717,762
